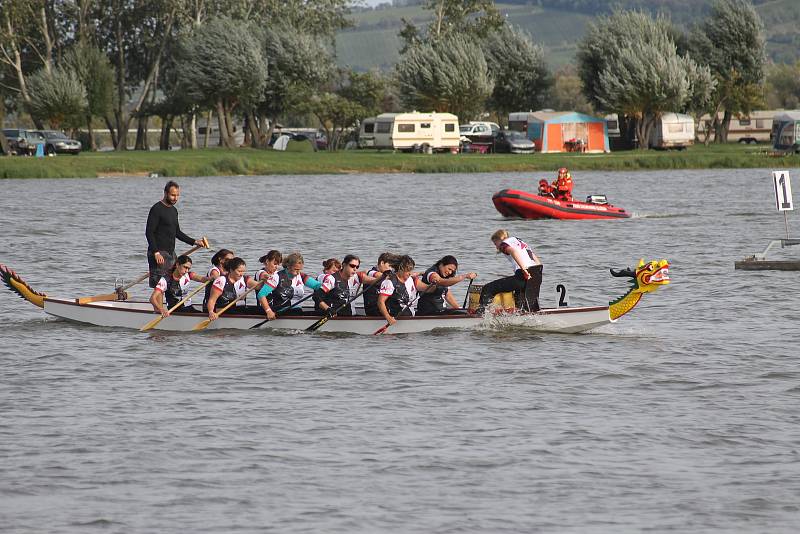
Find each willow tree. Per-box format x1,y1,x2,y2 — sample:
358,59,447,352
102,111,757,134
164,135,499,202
26,67,87,130
175,16,267,148
578,11,712,149
692,0,766,143
482,26,551,124
63,44,115,150
395,35,493,121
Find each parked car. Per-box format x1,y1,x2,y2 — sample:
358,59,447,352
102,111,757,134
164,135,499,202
35,130,82,155
459,121,500,138
1,128,44,155
493,130,536,154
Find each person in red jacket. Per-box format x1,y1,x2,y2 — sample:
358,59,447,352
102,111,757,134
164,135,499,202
551,167,573,201
538,179,554,197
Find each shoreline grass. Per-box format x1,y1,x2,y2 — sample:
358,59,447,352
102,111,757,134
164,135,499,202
1,144,799,179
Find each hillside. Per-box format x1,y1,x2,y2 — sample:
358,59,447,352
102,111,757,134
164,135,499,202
335,0,800,71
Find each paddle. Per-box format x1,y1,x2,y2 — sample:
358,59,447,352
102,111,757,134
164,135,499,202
461,278,474,309
373,281,433,335
192,280,264,331
248,290,318,330
139,280,210,332
305,276,383,332
77,238,210,305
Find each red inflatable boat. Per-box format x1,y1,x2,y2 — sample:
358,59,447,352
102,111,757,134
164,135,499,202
492,188,631,220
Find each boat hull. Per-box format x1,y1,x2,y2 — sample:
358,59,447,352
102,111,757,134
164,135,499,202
492,189,630,220
41,298,614,335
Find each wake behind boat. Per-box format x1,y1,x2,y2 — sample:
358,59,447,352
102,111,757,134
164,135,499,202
493,188,631,220
1,260,669,335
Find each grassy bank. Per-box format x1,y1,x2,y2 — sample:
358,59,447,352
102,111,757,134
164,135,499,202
1,144,799,179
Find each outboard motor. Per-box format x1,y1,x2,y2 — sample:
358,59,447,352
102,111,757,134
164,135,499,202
586,194,609,205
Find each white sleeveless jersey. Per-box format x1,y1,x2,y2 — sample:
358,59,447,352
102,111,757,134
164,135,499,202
212,275,248,305
155,273,194,306
501,237,537,271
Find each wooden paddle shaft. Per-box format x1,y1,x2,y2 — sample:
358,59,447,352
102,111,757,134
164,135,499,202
122,241,207,292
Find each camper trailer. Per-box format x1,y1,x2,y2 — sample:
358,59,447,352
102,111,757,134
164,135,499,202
372,112,460,152
650,113,694,149
698,110,776,144
358,117,376,148
772,111,800,153
508,111,609,153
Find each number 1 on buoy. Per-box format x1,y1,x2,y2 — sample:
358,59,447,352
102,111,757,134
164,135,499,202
772,171,793,211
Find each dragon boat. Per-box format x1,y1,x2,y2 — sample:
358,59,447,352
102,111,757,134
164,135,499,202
1,260,669,335
493,188,631,220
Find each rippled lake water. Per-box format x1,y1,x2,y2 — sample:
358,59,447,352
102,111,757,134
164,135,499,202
1,168,799,533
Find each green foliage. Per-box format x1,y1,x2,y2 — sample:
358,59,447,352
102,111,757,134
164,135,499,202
175,16,267,109
482,26,551,119
577,11,712,147
338,70,387,117
26,67,87,129
259,24,334,120
766,61,800,109
395,34,493,120
400,0,503,46
63,44,114,120
302,92,365,150
549,67,594,114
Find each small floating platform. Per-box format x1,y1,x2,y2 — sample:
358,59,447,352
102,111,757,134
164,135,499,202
735,239,800,271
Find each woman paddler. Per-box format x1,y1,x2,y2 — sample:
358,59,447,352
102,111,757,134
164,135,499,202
363,252,400,316
416,255,477,315
205,257,260,321
377,255,427,325
313,258,341,311
203,248,234,311
315,255,380,316
477,229,543,313
254,250,283,320
149,255,208,317
263,252,323,316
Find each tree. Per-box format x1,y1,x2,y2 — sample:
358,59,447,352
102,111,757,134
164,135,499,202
577,11,712,148
63,44,115,150
766,61,800,110
694,0,766,143
26,67,87,129
90,0,178,150
395,34,493,121
251,23,333,148
549,67,594,115
303,92,365,151
399,0,503,50
482,26,551,124
175,16,267,148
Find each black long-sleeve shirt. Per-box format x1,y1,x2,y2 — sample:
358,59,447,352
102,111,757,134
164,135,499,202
145,201,195,255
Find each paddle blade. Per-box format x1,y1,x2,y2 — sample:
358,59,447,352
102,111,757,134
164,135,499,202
192,318,212,331
373,324,389,335
139,315,163,332
305,316,329,332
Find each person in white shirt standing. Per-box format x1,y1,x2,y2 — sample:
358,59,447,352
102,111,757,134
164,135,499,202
478,229,543,313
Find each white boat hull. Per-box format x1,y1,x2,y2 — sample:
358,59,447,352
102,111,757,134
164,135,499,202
42,298,614,335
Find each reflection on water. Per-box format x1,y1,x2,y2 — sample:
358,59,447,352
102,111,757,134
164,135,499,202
1,168,799,532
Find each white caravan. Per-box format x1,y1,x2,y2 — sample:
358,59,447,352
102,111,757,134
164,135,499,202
650,112,694,149
372,112,460,152
358,117,376,148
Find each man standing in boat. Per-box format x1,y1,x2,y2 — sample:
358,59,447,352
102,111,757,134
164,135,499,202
146,181,205,288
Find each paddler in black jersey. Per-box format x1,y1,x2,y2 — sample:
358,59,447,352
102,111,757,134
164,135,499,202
205,257,260,320
316,255,381,316
146,181,205,288
416,255,477,315
149,255,208,316
363,252,400,316
377,255,428,325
